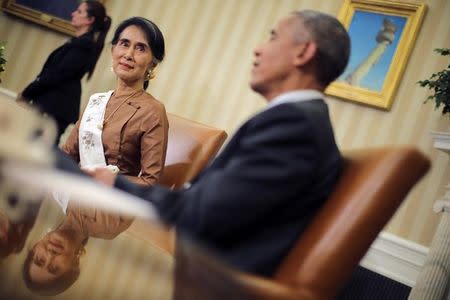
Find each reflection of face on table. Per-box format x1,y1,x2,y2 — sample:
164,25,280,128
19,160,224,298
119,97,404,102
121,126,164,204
0,194,173,299
24,200,134,295
25,228,81,296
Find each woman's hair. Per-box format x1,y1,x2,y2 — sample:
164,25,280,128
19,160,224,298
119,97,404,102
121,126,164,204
111,17,165,90
85,0,111,80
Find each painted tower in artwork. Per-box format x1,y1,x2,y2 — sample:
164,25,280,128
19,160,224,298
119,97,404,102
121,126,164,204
345,18,397,86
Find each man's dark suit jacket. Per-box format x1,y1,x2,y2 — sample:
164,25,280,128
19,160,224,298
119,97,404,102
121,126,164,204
22,32,96,127
115,98,342,277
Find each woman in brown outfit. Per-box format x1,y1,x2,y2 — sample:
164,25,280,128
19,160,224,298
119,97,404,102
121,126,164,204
62,17,168,187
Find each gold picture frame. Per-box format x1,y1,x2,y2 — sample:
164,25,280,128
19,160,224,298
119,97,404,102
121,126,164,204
1,0,105,36
326,0,426,110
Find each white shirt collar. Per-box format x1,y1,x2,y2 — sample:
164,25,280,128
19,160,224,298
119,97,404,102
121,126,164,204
265,90,324,110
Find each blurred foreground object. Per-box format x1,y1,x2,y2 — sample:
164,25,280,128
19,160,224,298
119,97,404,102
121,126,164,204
0,99,56,222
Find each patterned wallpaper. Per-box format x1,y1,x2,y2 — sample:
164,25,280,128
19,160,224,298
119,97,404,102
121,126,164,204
1,0,450,249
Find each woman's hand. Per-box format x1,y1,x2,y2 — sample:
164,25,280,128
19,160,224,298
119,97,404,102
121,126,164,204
84,167,118,187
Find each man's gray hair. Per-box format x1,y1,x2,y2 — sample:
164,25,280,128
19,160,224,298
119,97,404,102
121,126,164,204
292,10,350,86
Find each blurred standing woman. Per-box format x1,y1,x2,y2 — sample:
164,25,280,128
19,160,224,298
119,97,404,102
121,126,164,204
62,17,168,188
17,1,111,143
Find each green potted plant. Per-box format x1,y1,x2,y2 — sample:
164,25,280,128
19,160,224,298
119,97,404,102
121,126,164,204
418,48,450,116
0,42,6,83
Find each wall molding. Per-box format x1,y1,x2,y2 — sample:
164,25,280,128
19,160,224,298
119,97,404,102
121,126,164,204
360,232,428,287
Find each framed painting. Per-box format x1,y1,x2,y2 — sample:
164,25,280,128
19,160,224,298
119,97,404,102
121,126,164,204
325,0,426,110
1,0,103,36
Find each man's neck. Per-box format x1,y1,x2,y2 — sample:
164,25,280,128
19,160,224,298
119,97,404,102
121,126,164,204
263,76,324,103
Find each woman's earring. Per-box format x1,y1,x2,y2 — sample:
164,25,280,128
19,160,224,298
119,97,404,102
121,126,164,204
146,69,156,81
77,246,86,258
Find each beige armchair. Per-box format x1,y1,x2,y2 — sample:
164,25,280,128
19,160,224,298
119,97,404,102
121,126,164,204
127,113,227,254
158,113,228,189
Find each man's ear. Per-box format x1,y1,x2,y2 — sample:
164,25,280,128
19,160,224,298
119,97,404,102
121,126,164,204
294,41,318,67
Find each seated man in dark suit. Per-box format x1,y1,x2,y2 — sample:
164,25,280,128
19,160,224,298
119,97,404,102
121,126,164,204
90,10,350,277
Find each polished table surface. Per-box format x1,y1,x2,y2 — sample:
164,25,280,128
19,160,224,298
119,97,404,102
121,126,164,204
0,198,174,300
